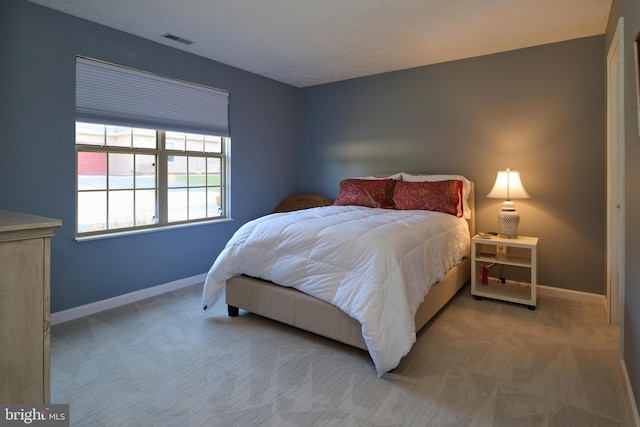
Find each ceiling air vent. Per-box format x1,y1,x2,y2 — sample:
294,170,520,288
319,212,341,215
162,33,194,45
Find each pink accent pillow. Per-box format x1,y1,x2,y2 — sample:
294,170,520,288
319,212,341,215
393,180,463,216
333,178,396,208
401,173,471,219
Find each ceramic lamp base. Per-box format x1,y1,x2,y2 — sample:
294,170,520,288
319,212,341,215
498,202,520,238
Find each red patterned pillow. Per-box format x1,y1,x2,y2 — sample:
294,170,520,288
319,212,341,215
333,178,396,208
393,180,463,216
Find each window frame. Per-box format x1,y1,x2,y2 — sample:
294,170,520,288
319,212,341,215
75,123,231,240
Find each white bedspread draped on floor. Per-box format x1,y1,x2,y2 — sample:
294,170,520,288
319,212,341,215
202,206,470,375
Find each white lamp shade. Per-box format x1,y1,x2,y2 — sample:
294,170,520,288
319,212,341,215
487,169,530,200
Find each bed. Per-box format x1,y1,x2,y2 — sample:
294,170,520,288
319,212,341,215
202,173,475,376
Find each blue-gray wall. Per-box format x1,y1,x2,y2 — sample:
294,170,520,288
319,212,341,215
607,0,640,414
0,0,300,312
300,36,606,297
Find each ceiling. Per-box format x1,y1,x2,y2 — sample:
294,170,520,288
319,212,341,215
28,0,612,88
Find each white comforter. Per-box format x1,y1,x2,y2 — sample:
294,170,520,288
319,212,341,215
202,206,470,376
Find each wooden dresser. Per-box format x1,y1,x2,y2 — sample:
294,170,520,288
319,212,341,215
0,210,61,404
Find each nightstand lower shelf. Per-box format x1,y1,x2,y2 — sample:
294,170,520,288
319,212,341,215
473,278,535,310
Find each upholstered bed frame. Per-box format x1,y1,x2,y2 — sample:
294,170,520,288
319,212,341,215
226,180,475,352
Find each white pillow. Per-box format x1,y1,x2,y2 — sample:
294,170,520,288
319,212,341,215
353,173,402,180
401,173,472,219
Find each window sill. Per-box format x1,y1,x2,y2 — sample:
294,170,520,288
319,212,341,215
75,217,234,242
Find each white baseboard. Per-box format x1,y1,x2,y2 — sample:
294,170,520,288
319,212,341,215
537,284,606,306
50,273,206,325
621,359,640,426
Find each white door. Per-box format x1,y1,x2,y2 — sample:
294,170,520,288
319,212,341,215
606,17,625,327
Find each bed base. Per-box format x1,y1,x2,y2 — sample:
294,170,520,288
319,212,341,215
226,257,470,351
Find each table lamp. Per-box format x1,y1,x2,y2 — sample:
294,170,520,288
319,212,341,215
487,168,530,238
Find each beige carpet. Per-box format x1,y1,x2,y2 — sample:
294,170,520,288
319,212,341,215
51,283,634,426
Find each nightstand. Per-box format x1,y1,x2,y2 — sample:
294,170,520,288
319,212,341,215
471,234,538,309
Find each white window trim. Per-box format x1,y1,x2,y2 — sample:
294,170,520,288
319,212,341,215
75,217,234,242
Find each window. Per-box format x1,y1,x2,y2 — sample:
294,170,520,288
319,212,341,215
76,123,228,236
75,57,230,238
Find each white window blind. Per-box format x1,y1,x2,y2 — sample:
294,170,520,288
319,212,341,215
76,56,229,136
